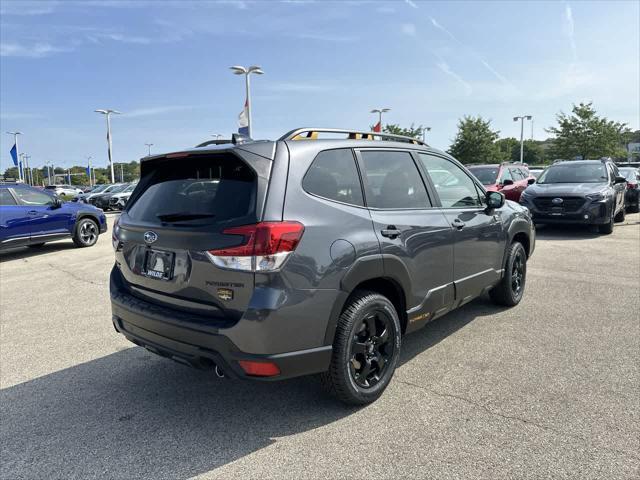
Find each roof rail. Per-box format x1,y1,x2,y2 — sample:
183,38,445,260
279,128,427,146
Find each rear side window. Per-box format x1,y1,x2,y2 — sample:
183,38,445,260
0,189,16,206
302,149,364,206
127,155,256,226
360,151,430,209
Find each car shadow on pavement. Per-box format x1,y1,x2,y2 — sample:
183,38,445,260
0,296,497,479
0,242,77,262
534,224,603,241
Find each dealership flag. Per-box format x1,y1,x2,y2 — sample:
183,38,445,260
238,99,249,135
372,121,382,133
86,164,91,177
10,143,18,166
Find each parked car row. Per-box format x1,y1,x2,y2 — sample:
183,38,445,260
75,182,138,211
466,160,637,235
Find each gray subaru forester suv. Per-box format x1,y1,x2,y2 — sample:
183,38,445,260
110,128,535,405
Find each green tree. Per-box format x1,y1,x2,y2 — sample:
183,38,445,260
520,140,546,165
381,123,425,139
546,102,629,159
448,116,501,164
495,137,519,162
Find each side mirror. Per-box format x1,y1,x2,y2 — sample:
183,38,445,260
502,179,514,186
614,176,627,184
527,178,536,185
50,197,62,209
486,191,505,210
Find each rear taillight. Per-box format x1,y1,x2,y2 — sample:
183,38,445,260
206,221,304,272
112,216,121,251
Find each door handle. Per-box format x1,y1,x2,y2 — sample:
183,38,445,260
381,226,401,239
452,218,465,230
27,210,39,216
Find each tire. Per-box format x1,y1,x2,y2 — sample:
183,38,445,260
489,242,527,307
73,218,99,248
598,213,614,234
614,207,625,223
320,290,402,405
27,243,45,248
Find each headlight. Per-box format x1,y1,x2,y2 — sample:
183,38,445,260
586,192,607,202
519,191,532,203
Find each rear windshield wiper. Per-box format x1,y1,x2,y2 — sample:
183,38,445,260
156,212,216,222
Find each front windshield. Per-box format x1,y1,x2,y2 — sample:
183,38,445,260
106,184,127,193
619,168,638,181
91,184,108,193
467,166,499,185
537,163,608,184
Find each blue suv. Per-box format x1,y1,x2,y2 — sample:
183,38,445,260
0,183,107,250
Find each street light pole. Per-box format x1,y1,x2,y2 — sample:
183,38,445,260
6,131,23,181
95,109,121,183
87,156,93,187
370,108,390,132
230,65,264,138
422,126,431,143
145,143,153,156
513,115,532,163
25,155,32,185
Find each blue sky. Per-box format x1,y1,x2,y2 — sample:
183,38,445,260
1,0,638,171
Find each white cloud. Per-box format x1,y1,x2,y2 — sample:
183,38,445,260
401,23,416,37
563,4,578,61
436,62,473,96
266,82,337,93
123,106,198,118
429,15,514,88
0,112,45,120
0,42,69,58
0,1,57,16
290,32,357,42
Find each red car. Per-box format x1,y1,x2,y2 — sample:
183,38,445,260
467,163,536,202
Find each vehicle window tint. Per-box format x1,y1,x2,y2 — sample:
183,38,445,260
359,151,430,209
302,149,364,206
0,189,17,206
127,154,256,226
467,166,499,185
500,168,514,183
12,188,54,206
510,168,524,181
418,154,483,208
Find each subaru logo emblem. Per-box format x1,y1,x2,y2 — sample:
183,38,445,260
143,231,158,244
551,198,564,205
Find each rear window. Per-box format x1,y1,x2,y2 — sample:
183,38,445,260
467,166,499,185
127,154,256,226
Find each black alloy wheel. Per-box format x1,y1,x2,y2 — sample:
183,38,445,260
349,310,395,389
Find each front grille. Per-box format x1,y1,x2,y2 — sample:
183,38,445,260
533,196,586,212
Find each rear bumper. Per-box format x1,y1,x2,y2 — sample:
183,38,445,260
625,190,639,207
110,267,332,380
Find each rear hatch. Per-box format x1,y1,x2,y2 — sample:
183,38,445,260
115,150,270,320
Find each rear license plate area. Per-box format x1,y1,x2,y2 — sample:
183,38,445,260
143,249,175,280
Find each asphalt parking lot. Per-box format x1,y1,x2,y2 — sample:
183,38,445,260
1,212,638,479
